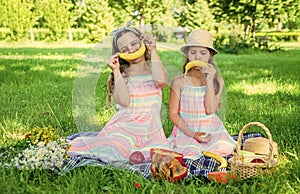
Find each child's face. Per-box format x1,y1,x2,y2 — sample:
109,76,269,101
187,46,210,63
117,32,141,54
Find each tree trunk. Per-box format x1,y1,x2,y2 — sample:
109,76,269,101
30,27,34,43
276,20,282,32
138,4,144,32
251,18,256,39
245,25,250,40
68,27,72,43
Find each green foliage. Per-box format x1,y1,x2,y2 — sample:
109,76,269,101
0,0,299,42
71,28,89,41
256,31,300,42
109,0,178,27
0,0,35,41
70,1,86,28
181,0,215,31
214,33,250,54
0,28,10,40
31,28,50,41
209,0,290,39
83,0,114,43
142,0,178,27
214,32,284,54
108,2,131,28
281,0,300,30
34,0,74,41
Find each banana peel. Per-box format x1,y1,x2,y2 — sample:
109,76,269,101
119,43,146,61
184,60,208,76
203,151,228,171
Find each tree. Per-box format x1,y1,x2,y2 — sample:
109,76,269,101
181,0,215,31
209,0,290,39
0,0,36,40
83,0,115,43
108,0,178,28
281,0,300,30
35,0,74,40
109,1,132,28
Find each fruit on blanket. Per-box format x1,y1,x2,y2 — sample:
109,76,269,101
129,151,145,165
119,43,146,60
150,148,183,160
164,156,187,179
203,151,228,170
150,148,187,182
250,158,265,163
184,60,208,75
208,171,237,184
151,154,187,182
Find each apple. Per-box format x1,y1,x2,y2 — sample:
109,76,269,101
250,158,265,163
129,151,145,165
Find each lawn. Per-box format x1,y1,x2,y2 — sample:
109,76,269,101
0,42,299,193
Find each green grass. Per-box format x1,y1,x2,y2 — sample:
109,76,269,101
0,43,299,193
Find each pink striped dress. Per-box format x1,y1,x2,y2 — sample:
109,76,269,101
168,76,236,159
68,74,169,162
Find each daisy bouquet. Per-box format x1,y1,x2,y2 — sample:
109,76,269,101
7,126,70,171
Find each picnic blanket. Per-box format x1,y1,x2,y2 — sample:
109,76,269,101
54,132,264,180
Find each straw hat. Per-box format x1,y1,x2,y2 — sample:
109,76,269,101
181,29,218,55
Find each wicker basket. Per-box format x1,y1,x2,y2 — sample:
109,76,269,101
228,122,277,180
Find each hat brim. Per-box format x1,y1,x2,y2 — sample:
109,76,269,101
180,44,218,55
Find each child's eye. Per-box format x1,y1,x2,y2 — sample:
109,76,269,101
132,41,140,47
121,48,129,53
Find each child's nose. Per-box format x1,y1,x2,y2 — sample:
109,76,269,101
195,52,201,60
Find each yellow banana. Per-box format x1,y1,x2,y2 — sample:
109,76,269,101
119,43,146,61
203,151,228,171
184,60,208,76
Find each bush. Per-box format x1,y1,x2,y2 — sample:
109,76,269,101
256,31,300,42
32,28,51,41
0,28,10,40
71,28,88,41
0,28,88,42
214,33,282,54
214,34,251,54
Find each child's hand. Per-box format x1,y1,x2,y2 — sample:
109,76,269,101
193,132,212,143
141,34,156,52
201,63,216,82
107,53,120,71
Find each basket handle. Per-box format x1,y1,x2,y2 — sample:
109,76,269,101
235,122,275,160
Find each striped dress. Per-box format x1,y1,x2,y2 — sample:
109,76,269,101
168,76,236,160
67,74,169,162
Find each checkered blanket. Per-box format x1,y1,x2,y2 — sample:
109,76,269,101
54,132,264,179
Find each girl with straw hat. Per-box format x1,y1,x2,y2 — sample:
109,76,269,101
168,29,236,159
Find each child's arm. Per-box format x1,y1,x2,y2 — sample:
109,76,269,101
169,77,211,143
107,54,130,107
141,34,168,89
203,64,224,114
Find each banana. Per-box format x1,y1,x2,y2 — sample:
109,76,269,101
119,43,146,61
184,60,208,76
203,151,228,171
